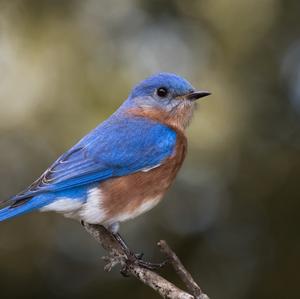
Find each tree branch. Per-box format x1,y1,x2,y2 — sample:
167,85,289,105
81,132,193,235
158,240,209,299
83,223,209,299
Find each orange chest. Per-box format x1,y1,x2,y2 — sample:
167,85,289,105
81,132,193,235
100,133,187,221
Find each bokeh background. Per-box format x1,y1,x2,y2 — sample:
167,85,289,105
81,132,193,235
0,0,299,298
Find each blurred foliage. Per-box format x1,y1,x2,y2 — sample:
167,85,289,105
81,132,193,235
0,0,300,298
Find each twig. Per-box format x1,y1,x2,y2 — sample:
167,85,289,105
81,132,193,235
83,223,209,299
158,240,209,299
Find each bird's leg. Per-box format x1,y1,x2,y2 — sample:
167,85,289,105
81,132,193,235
108,227,168,272
107,222,137,257
82,221,167,274
112,232,136,256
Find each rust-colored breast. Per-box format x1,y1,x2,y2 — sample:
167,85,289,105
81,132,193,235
101,129,187,223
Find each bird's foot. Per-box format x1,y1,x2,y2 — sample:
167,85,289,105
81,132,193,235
133,255,168,270
112,232,168,271
82,222,168,275
120,252,168,276
119,247,168,277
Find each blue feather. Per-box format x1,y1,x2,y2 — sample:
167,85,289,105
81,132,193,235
10,116,177,202
0,194,55,221
131,73,194,98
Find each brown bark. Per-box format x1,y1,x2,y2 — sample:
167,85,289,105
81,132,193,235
83,223,210,299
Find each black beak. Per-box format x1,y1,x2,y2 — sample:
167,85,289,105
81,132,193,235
186,91,211,101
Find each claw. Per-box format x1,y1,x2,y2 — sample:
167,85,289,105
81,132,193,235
126,250,168,270
120,265,131,277
110,230,168,273
136,258,168,270
135,252,144,260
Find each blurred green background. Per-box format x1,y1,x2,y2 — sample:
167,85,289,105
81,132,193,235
0,0,300,298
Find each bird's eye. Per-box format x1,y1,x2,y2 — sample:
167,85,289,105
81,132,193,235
156,87,168,98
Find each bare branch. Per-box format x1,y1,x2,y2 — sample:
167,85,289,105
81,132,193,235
83,223,209,299
128,264,194,299
158,240,210,299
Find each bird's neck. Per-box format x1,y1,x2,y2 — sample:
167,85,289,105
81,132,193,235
125,103,195,132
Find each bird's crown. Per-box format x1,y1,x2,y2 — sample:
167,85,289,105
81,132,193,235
130,72,195,99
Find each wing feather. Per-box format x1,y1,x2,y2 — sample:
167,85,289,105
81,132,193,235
11,117,176,201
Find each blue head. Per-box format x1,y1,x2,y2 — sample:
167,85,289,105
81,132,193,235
131,73,194,99
119,73,210,128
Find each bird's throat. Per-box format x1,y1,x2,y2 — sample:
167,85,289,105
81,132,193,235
126,101,195,131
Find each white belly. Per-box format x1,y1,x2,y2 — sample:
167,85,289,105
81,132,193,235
40,187,106,224
40,188,161,229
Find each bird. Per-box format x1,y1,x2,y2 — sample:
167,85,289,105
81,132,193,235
0,73,210,248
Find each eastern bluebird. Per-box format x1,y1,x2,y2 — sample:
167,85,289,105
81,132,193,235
0,73,210,238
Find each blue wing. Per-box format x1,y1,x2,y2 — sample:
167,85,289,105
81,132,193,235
11,116,177,202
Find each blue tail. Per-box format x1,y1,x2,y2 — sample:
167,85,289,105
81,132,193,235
0,194,54,222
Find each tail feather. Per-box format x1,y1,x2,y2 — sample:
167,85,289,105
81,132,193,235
0,194,54,222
